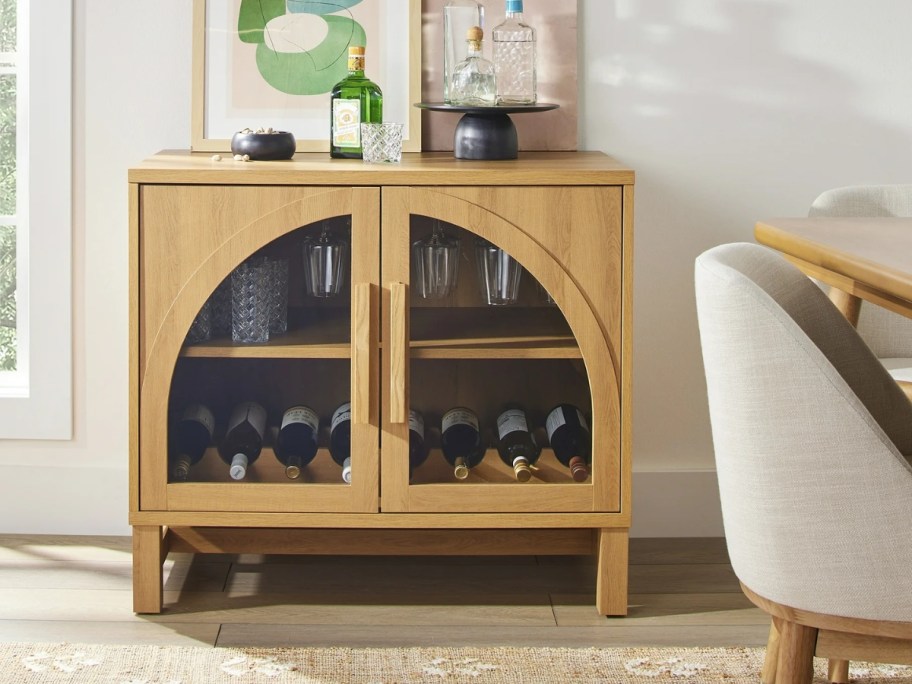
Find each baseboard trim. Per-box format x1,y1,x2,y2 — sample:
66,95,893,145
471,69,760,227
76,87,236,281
630,470,724,538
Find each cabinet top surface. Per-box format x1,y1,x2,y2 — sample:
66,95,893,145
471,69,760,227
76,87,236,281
129,150,634,186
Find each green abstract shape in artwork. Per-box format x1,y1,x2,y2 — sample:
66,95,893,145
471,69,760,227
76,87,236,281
287,0,364,14
238,0,288,44
255,15,366,95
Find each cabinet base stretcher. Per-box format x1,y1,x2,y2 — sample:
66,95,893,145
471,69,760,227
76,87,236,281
131,524,630,617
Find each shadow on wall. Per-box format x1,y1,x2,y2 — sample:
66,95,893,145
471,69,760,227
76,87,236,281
583,0,911,471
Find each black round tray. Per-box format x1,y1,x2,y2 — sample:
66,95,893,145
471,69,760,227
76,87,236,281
416,102,559,160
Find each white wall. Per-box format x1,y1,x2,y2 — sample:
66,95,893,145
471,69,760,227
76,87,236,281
1,0,910,536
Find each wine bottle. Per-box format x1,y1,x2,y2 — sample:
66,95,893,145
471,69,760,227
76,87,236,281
218,401,266,480
546,403,591,482
330,46,383,159
492,0,537,104
441,406,486,479
495,406,541,482
329,401,353,483
274,405,320,480
409,409,429,478
449,26,496,106
170,403,215,481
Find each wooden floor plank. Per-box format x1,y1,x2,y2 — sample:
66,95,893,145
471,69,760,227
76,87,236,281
0,535,767,650
161,592,556,626
0,619,220,647
551,593,768,627
215,623,771,648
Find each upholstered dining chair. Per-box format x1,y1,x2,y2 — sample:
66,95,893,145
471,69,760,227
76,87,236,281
809,185,912,391
695,242,912,684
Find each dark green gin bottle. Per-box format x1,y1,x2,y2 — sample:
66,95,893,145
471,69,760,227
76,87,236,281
330,46,383,159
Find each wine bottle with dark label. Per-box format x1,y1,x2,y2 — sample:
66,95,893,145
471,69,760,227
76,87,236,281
274,405,320,480
546,403,591,482
329,401,352,483
441,406,486,479
409,409,429,478
170,403,215,481
495,406,541,482
218,401,266,480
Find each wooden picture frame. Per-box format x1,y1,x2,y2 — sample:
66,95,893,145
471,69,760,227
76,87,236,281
191,0,422,153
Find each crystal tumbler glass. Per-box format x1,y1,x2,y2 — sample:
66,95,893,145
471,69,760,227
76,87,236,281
231,258,271,343
360,123,404,163
186,299,212,344
267,257,289,335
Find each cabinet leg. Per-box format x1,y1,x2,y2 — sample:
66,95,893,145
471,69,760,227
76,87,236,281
132,525,164,614
596,527,629,616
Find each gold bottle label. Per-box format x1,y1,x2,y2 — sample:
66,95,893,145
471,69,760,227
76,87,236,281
348,53,365,72
332,99,361,148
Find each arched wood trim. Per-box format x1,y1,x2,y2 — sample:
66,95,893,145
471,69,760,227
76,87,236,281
406,188,621,511
140,188,354,510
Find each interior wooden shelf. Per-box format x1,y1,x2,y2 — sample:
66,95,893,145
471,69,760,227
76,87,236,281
173,447,348,485
410,448,589,486
173,447,587,487
408,307,580,359
181,306,580,359
181,308,351,359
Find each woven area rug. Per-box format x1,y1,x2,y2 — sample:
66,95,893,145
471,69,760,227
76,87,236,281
2,643,912,683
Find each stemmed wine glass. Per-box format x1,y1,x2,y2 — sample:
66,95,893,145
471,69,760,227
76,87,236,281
412,221,461,299
303,221,348,298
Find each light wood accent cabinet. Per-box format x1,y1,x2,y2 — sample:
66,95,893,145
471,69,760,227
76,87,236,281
128,151,634,616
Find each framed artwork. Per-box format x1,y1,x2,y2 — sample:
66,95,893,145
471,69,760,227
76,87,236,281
192,0,422,153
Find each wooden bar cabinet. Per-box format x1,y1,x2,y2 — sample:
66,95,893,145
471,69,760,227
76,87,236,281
128,151,634,615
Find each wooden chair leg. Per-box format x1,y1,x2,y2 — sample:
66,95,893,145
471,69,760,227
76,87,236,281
761,619,780,684
775,619,817,684
828,659,850,684
828,287,861,327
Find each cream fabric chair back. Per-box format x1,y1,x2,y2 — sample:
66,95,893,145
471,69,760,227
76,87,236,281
695,243,912,622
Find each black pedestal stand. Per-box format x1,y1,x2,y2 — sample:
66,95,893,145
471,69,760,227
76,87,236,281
416,103,560,160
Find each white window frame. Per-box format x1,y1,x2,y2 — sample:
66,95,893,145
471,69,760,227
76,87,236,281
0,1,72,439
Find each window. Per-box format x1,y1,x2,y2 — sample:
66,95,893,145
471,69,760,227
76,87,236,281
0,0,72,439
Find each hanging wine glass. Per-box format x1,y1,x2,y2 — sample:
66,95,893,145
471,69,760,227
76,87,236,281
475,238,523,305
303,220,348,298
412,220,461,299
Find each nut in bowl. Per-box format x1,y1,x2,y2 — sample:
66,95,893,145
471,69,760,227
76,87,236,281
230,128,296,161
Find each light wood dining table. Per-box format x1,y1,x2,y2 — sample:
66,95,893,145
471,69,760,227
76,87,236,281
755,216,912,684
755,217,912,325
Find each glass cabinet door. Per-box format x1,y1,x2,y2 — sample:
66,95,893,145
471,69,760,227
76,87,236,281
381,186,623,514
139,185,379,514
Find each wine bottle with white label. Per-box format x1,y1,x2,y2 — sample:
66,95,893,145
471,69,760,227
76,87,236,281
218,401,267,480
409,409,429,479
546,403,591,482
329,401,352,483
441,406,486,479
170,403,215,481
274,405,320,479
495,406,541,482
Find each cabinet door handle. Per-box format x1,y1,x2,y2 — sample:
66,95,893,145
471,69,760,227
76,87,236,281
352,282,371,425
389,281,408,424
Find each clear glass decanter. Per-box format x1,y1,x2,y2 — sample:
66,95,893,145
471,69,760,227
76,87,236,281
444,0,485,104
492,0,536,104
449,26,496,106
